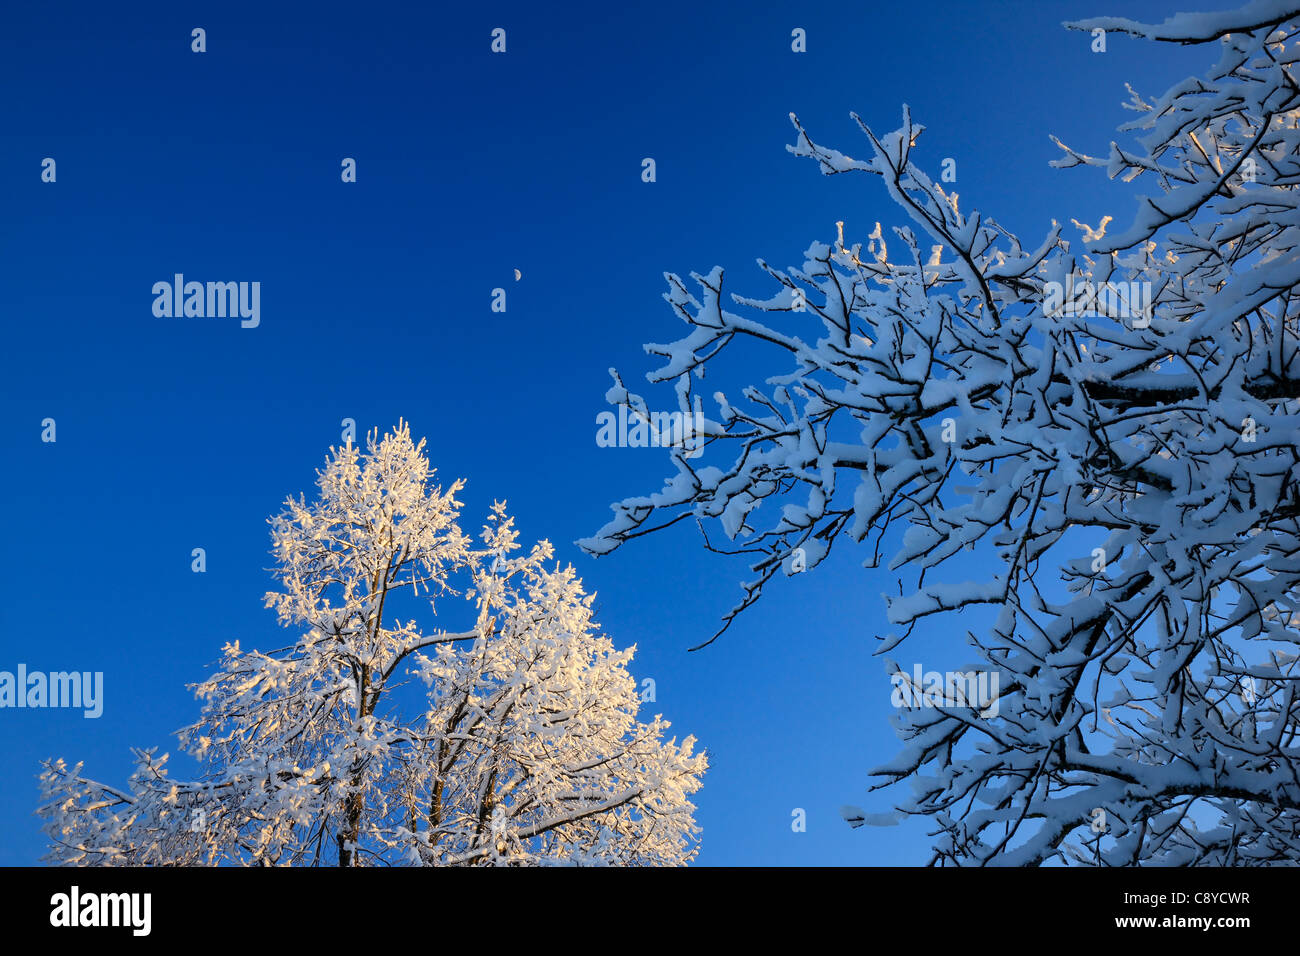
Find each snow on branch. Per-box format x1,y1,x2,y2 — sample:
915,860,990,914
584,2,1300,865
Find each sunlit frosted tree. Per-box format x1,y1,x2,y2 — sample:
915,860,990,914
583,1,1300,864
40,423,705,866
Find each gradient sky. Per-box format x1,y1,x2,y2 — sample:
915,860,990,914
1,0,1211,865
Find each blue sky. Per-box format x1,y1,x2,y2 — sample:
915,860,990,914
0,0,1208,865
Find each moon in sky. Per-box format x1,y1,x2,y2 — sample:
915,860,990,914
514,269,522,281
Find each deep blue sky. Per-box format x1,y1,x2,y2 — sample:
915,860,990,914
1,0,1208,865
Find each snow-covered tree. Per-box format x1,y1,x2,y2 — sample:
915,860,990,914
582,1,1300,865
40,423,705,866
